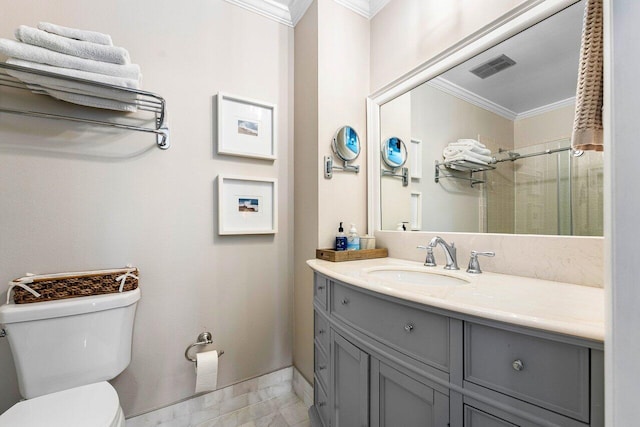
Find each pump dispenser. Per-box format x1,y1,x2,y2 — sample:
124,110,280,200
347,223,360,250
335,222,347,251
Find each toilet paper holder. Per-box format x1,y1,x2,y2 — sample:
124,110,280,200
185,332,225,363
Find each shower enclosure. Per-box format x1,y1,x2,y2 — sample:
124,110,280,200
486,138,603,236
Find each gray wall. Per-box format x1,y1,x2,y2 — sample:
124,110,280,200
0,0,294,416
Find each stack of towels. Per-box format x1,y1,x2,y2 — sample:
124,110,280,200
0,23,141,112
442,139,494,166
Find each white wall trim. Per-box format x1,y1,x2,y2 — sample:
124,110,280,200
289,0,314,26
428,77,518,120
223,0,312,27
515,97,576,120
225,0,389,26
369,0,392,18
334,0,370,18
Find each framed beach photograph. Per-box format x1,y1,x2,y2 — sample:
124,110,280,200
217,92,277,160
218,175,277,235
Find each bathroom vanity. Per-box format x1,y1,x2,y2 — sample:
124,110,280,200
307,258,604,427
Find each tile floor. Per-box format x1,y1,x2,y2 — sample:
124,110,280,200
126,367,311,427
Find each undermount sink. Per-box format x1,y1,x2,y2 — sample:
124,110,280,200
365,267,470,286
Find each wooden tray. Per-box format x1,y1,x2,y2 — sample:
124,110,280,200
316,248,388,262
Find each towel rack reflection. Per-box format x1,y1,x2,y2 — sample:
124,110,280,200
0,62,170,149
185,332,224,363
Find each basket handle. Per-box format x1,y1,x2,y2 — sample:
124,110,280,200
115,266,139,292
6,281,40,304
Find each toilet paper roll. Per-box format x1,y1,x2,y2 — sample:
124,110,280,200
195,350,218,393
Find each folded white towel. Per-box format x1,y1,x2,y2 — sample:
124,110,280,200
15,25,130,65
443,145,492,157
37,87,137,112
457,138,487,148
447,141,491,155
37,22,113,46
443,148,494,164
6,58,139,89
0,39,141,80
6,58,139,111
445,153,491,167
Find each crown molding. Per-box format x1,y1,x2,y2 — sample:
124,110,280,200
428,77,577,122
225,0,390,27
224,0,312,27
334,0,370,18
369,0,392,17
515,97,575,120
428,77,518,121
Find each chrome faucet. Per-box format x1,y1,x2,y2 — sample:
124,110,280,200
428,236,459,270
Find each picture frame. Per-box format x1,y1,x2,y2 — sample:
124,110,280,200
217,92,277,160
410,138,422,179
218,175,278,235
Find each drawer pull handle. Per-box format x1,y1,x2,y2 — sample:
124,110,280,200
512,359,524,371
341,298,349,305
318,329,325,335
318,285,325,290
404,323,414,332
318,401,326,407
319,365,327,370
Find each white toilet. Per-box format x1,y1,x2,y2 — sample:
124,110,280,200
0,287,140,426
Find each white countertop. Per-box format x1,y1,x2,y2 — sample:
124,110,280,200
307,257,604,342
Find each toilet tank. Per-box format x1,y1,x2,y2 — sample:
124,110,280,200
0,288,140,399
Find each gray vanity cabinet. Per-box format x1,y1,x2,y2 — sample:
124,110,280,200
371,359,450,427
330,331,370,427
310,272,604,427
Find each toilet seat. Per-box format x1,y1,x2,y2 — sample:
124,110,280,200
0,381,123,427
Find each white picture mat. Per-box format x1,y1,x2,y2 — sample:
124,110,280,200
218,176,277,235
217,92,276,160
410,138,422,179
410,191,422,231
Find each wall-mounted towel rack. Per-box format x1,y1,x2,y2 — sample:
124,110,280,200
0,62,170,150
435,159,495,187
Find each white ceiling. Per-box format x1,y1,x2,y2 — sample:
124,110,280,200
438,0,585,117
224,0,391,27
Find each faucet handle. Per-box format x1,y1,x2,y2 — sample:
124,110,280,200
467,251,495,274
417,245,437,267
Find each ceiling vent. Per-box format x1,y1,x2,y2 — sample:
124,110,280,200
469,54,516,79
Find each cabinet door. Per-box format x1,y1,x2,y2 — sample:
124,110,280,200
330,330,369,427
464,405,518,427
371,359,449,427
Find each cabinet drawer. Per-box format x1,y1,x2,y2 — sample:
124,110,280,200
464,322,589,422
331,282,449,371
314,274,328,310
464,405,518,427
315,377,329,427
315,310,329,354
315,343,329,392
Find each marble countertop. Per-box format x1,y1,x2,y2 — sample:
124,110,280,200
307,257,604,342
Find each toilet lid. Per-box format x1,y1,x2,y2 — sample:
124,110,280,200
0,382,121,427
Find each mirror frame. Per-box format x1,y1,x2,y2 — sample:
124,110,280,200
366,0,579,234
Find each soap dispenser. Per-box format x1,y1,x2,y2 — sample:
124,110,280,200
347,223,360,251
335,222,347,251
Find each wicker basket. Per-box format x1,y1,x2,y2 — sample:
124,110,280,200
9,267,139,304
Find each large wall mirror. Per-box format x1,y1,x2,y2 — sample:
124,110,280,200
375,0,603,236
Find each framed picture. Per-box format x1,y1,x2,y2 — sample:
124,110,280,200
410,138,422,179
218,175,277,235
217,92,277,160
